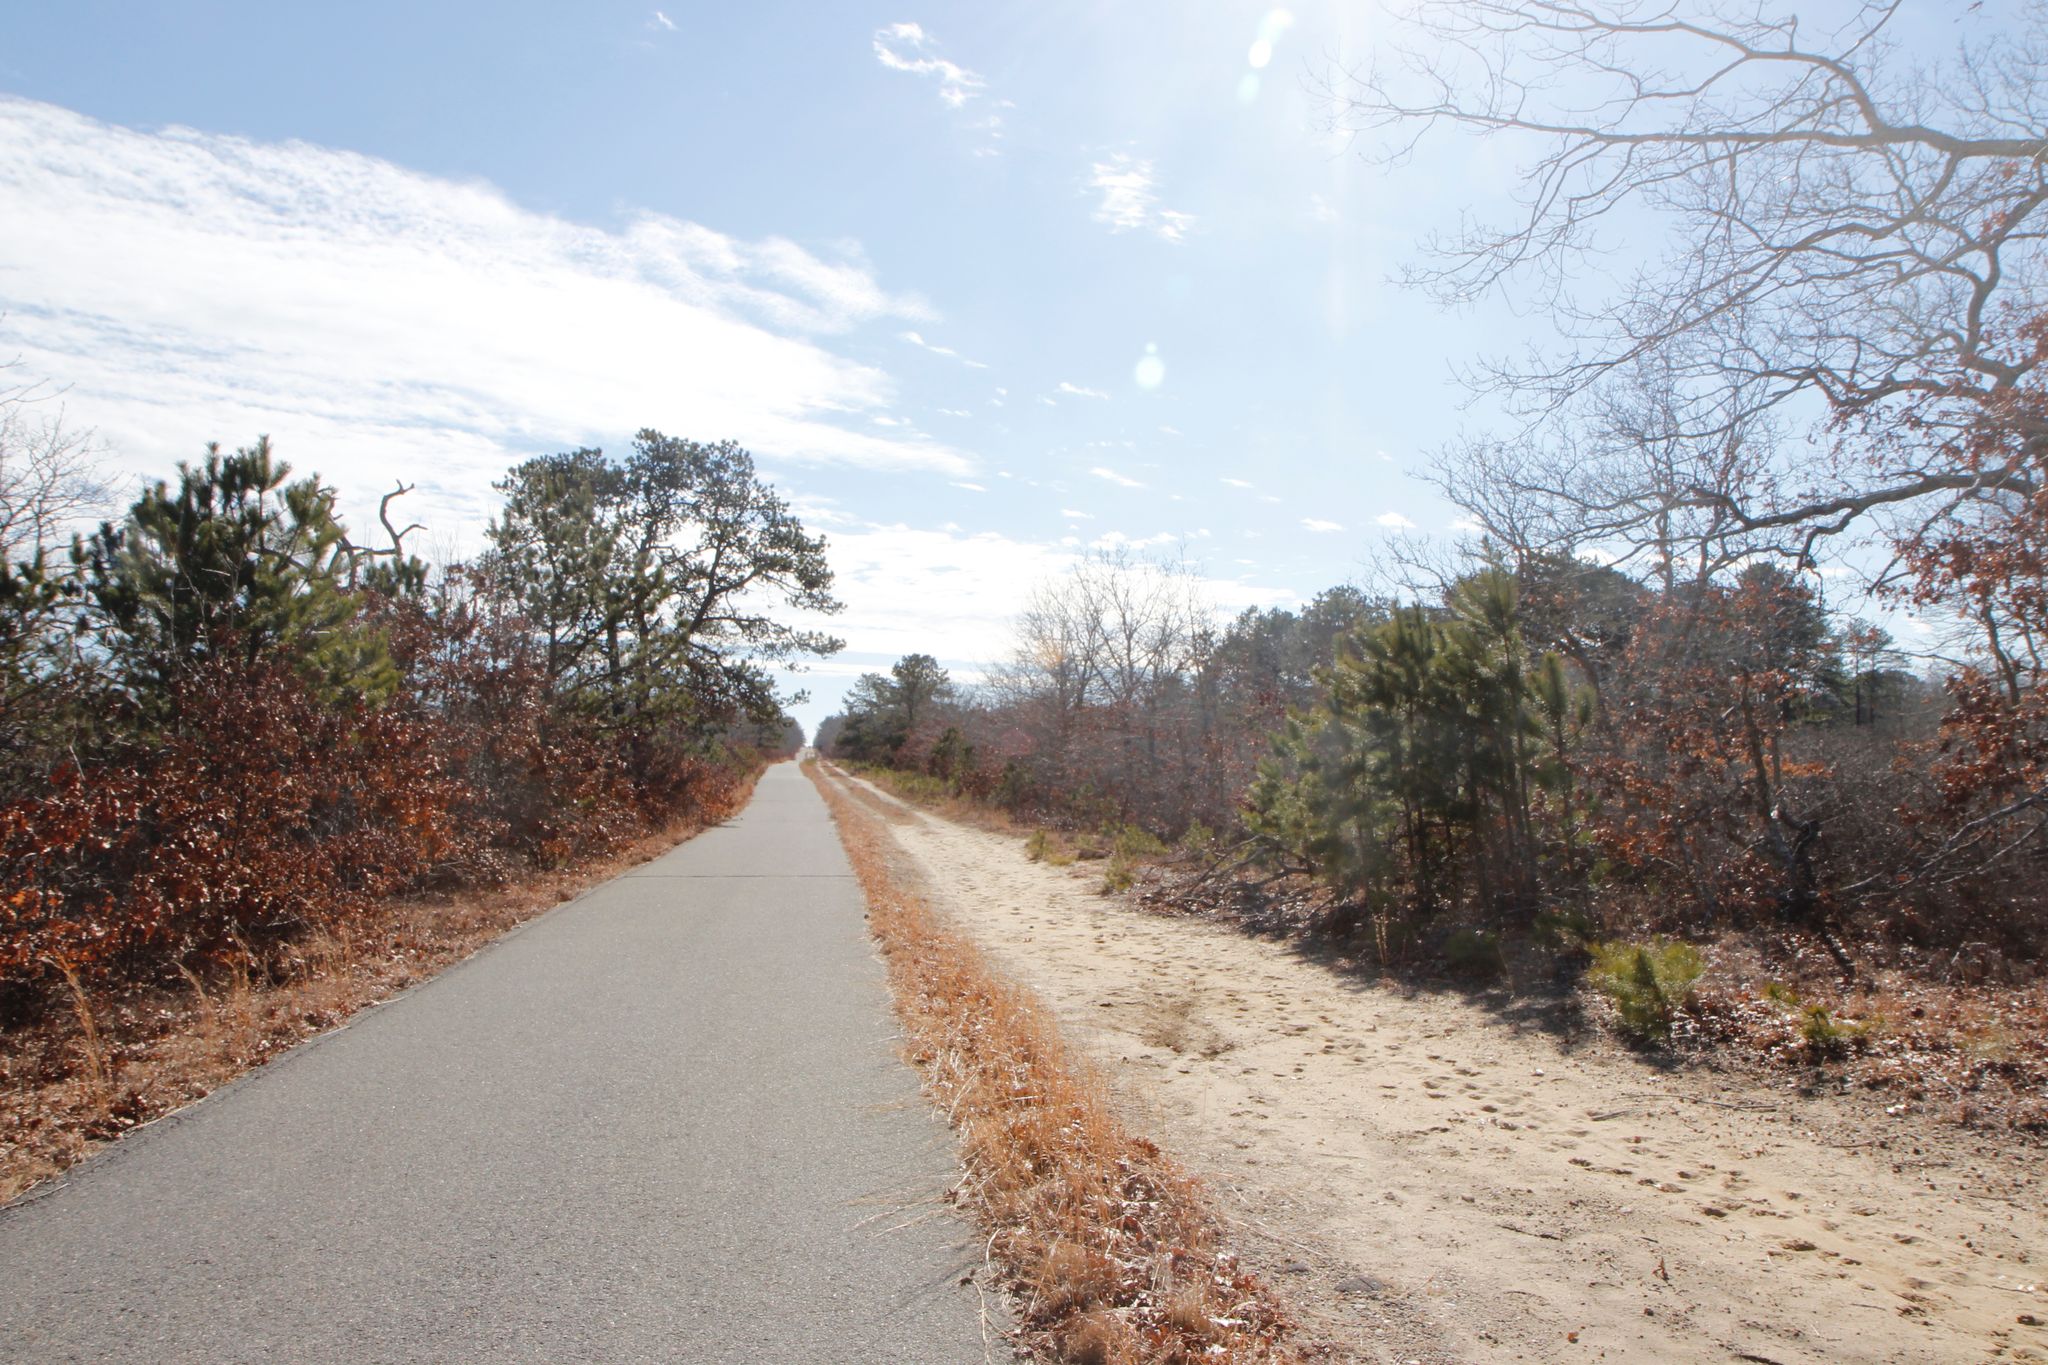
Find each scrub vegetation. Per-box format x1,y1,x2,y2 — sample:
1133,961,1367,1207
0,408,822,1191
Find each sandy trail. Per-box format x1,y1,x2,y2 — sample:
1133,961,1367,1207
825,768,2048,1364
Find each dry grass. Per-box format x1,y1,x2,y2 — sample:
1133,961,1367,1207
809,762,1303,1365
840,760,1035,838
0,772,762,1204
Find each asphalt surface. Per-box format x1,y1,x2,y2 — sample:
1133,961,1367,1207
0,763,999,1363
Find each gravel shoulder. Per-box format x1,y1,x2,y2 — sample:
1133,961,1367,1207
842,771,2048,1363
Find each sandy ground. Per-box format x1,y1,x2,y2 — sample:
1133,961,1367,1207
824,768,2048,1364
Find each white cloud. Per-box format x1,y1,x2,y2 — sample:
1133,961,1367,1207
0,97,975,545
1221,476,1252,488
1057,381,1110,400
1159,424,1182,436
1448,516,1483,533
873,22,1000,150
649,10,677,31
1087,153,1194,243
1308,192,1338,224
782,522,1291,684
1302,518,1344,533
1153,209,1195,245
788,524,1071,668
1375,511,1416,529
900,329,953,355
1092,530,1178,551
951,481,987,492
935,406,972,418
1060,508,1094,519
899,328,987,368
1089,465,1145,489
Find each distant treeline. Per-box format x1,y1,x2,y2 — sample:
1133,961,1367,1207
821,534,2035,972
0,417,830,1021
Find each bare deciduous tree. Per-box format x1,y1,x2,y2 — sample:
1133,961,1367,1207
1338,1,2048,556
0,378,105,567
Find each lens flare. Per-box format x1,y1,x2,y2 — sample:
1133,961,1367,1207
1248,38,1273,69
1258,8,1296,43
1134,343,1166,390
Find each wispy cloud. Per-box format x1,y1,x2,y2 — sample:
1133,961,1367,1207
1088,153,1193,243
873,22,981,107
1089,465,1145,489
873,22,1001,152
1221,476,1252,489
1375,512,1416,529
1302,518,1344,533
0,96,973,546
1056,381,1109,400
900,328,987,368
951,481,987,492
649,10,677,32
1061,508,1094,519
900,329,958,357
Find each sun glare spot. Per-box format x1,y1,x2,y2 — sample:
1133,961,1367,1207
1247,39,1273,69
1134,343,1166,390
1237,73,1261,105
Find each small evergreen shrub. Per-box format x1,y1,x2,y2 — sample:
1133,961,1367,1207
1533,907,1597,952
1443,927,1504,981
1109,823,1167,859
1588,939,1704,1044
1799,1004,1849,1052
1798,1004,1874,1053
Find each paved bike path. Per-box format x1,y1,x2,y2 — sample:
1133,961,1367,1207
0,763,995,1362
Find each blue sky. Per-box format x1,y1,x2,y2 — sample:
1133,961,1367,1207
0,2,1544,734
